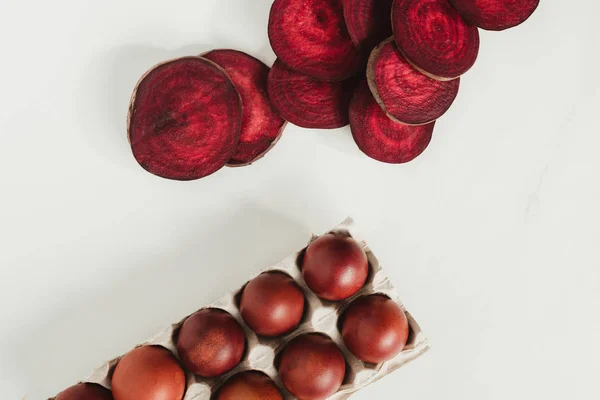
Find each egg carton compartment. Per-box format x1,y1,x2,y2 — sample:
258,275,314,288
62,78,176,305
51,218,429,400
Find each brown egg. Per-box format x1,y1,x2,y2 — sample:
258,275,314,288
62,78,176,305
176,308,245,377
240,271,305,337
341,294,409,363
217,370,283,400
56,383,113,400
278,333,346,400
111,345,185,400
301,233,369,301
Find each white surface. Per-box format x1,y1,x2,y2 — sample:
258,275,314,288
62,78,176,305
0,0,598,399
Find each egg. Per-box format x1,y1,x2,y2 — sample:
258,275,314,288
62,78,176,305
301,233,369,300
278,333,346,399
111,345,186,400
341,294,409,363
55,383,113,400
240,271,305,337
176,308,245,377
217,370,283,400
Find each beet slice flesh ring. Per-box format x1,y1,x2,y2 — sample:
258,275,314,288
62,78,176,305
203,49,287,166
350,80,434,164
267,59,356,129
343,0,394,51
268,0,365,81
450,0,540,31
128,57,242,180
392,0,480,80
367,37,460,125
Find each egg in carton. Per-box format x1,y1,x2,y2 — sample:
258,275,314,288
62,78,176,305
51,218,429,399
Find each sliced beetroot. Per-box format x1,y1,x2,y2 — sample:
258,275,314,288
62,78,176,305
450,0,540,31
267,59,356,129
268,0,365,81
203,49,287,166
392,0,480,80
343,0,394,50
128,57,242,180
350,80,434,164
367,37,460,125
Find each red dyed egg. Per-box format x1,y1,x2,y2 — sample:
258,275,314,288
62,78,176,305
240,271,305,337
217,370,283,400
111,346,186,400
56,383,113,400
302,233,369,301
278,333,346,400
176,308,245,377
341,294,409,363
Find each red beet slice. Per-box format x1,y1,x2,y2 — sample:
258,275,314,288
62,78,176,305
268,0,365,81
450,0,540,31
203,50,287,166
367,37,460,125
392,0,480,80
350,80,434,164
343,0,394,50
128,57,242,180
267,59,355,129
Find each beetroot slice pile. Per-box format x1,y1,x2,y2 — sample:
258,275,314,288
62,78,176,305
368,38,460,125
343,0,394,51
128,57,242,180
268,0,365,81
268,59,356,129
203,50,286,166
450,0,540,31
350,81,435,164
126,0,540,179
392,0,480,80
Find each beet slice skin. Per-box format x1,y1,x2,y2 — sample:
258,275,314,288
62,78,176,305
350,80,434,164
450,0,540,31
343,0,394,50
128,57,242,180
203,50,287,166
392,0,480,80
267,59,356,129
367,37,460,125
268,0,365,81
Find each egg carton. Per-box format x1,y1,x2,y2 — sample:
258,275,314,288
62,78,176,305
55,218,429,399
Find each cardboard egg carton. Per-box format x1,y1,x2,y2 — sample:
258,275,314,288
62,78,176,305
55,218,429,399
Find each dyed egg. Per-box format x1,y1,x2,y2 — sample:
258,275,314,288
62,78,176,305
56,383,113,400
278,333,346,399
240,271,305,337
176,308,245,377
302,233,369,300
342,294,409,363
217,370,283,400
111,346,185,400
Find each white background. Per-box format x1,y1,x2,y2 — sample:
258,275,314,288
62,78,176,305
1,0,598,399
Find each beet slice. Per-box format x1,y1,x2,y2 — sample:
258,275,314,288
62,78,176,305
392,0,480,80
450,0,540,31
367,37,460,125
203,50,287,166
268,0,365,81
267,59,356,129
343,0,394,50
128,57,242,180
350,80,434,164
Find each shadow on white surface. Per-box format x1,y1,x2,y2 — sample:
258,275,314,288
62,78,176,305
310,125,365,160
4,203,309,399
